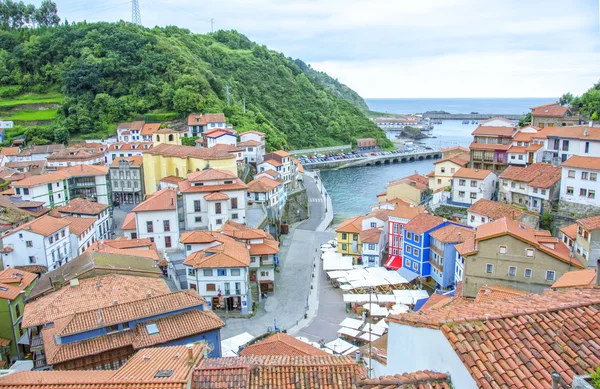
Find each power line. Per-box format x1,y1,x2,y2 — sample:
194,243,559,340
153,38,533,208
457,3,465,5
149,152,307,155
131,0,141,25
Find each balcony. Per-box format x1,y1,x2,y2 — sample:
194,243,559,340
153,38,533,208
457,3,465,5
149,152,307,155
430,245,444,257
31,334,44,351
430,259,444,272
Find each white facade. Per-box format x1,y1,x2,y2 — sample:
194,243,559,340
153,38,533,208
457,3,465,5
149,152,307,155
479,118,516,127
545,135,600,163
46,154,105,170
466,211,497,228
560,165,600,207
106,143,152,162
60,209,112,241
186,266,249,302
499,179,551,213
206,133,237,148
451,173,497,206
2,227,71,270
134,209,180,251
182,190,246,231
386,323,478,389
454,251,465,284
13,177,68,208
69,224,95,257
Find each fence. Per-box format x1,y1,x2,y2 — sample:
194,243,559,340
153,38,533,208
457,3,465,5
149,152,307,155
289,145,352,156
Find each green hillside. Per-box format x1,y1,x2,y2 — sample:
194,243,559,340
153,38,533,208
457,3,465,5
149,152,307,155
0,22,390,150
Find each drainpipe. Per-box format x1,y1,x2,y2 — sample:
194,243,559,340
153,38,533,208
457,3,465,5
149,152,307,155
596,259,600,286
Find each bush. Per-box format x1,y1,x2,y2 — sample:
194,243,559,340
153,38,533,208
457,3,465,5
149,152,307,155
0,85,23,98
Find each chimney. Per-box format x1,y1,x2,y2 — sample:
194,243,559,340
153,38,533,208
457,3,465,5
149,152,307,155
551,372,561,389
186,344,194,361
584,128,589,137
146,290,151,298
596,259,600,286
355,350,361,363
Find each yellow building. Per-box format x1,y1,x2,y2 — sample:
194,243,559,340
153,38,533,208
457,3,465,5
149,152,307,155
378,174,429,205
427,153,470,192
336,216,364,260
153,128,187,146
143,143,237,194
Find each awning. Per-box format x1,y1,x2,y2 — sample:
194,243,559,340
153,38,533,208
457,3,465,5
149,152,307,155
397,266,418,283
17,331,29,345
384,255,403,270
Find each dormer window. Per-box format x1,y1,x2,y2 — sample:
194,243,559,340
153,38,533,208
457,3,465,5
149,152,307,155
224,180,233,184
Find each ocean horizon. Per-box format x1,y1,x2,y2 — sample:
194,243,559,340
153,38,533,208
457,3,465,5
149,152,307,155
365,97,558,115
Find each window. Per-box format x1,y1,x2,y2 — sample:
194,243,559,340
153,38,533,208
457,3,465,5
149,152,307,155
15,188,20,195
582,172,589,180
590,172,598,182
195,216,202,222
412,262,418,271
15,303,21,318
393,224,398,234
486,264,494,273
459,191,465,197
203,269,213,276
524,268,532,278
499,245,507,254
589,190,596,199
206,283,216,292
406,232,412,240
28,256,35,264
533,187,538,194
562,140,569,151
186,244,191,251
232,213,238,220
370,222,376,228
414,248,420,256
165,236,171,248
260,271,268,277
508,266,517,277
470,180,477,188
470,215,475,222
342,244,347,251
106,324,119,333
49,236,53,244
194,200,201,212
368,243,375,250
217,269,227,276
231,269,241,276
414,235,420,243
566,187,574,195
146,221,153,233
342,233,347,240
26,241,33,247
163,220,170,232
23,188,29,195
568,170,575,178
526,248,535,257
545,270,556,281
231,198,238,209
215,203,222,214
216,219,223,225
459,179,466,186
405,259,411,267
440,167,446,173
580,188,587,197
585,141,590,154
470,192,477,199
406,246,412,254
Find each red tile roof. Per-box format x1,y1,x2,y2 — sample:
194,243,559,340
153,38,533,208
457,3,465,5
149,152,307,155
471,126,516,137
239,130,265,136
6,215,71,237
473,284,528,304
0,268,37,301
562,155,600,170
239,333,329,357
247,176,283,193
187,113,226,126
180,230,220,244
577,215,600,231
531,102,570,117
121,212,136,230
433,153,470,167
0,147,20,156
61,216,95,235
403,214,444,235
118,121,145,131
204,192,230,201
336,216,364,234
110,155,143,166
467,199,525,221
219,220,270,241
452,167,494,180
560,223,578,240
499,163,562,188
552,268,597,289
356,371,451,389
546,125,600,141
429,224,474,243
57,197,108,215
146,143,235,160
441,146,470,154
133,188,177,212
237,139,262,147
183,235,250,269
140,122,161,135
388,205,426,221
360,228,382,244
178,178,247,193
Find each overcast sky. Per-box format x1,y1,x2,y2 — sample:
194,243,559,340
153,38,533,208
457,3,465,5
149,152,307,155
53,0,599,98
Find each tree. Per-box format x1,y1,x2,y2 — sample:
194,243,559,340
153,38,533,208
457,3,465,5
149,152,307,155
181,136,198,146
593,112,599,121
559,92,574,106
34,0,59,27
540,212,554,232
519,112,532,127
172,88,201,115
30,136,50,145
53,127,68,144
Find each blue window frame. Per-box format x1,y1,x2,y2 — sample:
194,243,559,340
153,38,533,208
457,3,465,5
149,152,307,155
217,269,227,276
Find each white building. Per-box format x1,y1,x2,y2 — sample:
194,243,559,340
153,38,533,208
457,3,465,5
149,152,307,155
178,169,248,231
61,216,96,256
560,156,600,208
261,151,293,189
1,216,72,270
544,124,600,163
238,131,266,164
117,121,144,142
451,168,497,207
132,187,180,251
45,149,106,170
203,129,237,148
105,142,153,163
187,113,227,137
499,163,562,214
57,197,112,241
12,172,70,208
478,117,516,127
246,176,286,214
466,199,525,229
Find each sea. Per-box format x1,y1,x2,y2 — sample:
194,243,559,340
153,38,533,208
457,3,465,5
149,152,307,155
321,97,557,220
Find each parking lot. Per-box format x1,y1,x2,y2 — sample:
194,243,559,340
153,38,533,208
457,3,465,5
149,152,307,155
297,146,434,165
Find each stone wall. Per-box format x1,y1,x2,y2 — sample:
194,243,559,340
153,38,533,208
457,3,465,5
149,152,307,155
282,188,309,224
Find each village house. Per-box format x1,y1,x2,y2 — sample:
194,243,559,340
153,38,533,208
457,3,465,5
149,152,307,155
499,163,562,214
142,144,237,195
0,147,20,164
45,148,106,170
377,173,429,206
238,130,266,164
5,160,46,178
459,217,583,297
506,126,545,166
105,142,153,163
116,121,144,142
427,153,470,192
440,145,470,158
110,156,145,204
1,215,72,271
559,223,577,250
247,176,286,216
0,200,35,234
183,233,251,315
383,284,600,389
559,155,600,214
187,113,227,137
21,275,224,370
469,125,518,173
60,215,96,256
466,198,534,228
450,168,496,207
359,209,391,267
261,151,294,189
210,144,244,162
357,138,377,151
239,332,328,357
530,101,580,128
153,128,187,146
121,212,137,239
429,224,474,289
131,187,180,251
199,128,237,148
140,122,161,142
336,216,363,261
55,197,111,241
384,205,426,270
15,144,65,162
0,268,37,364
570,215,600,268
478,116,516,127
178,169,248,230
544,124,600,163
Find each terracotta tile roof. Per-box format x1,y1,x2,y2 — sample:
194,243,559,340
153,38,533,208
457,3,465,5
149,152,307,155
56,197,108,215
59,215,95,235
187,169,237,182
336,216,364,234
480,116,516,125
441,146,469,154
58,290,207,336
107,142,153,151
194,355,365,389
499,163,561,188
58,164,109,177
441,295,600,389
262,158,282,167
577,215,600,231
122,212,136,230
474,218,583,268
469,142,511,151
429,224,474,243
118,121,145,131
187,113,226,126
547,125,600,141
359,333,388,366
211,144,243,153
433,153,470,167
562,155,600,170
204,129,235,138
178,178,248,193
560,223,578,240
146,144,235,160
247,176,282,193
133,188,177,212
454,238,476,256
473,284,528,304
47,148,104,161
184,236,250,269
248,239,279,255
472,125,517,137
94,238,155,249
452,167,494,180
237,139,262,147
239,333,329,357
204,192,230,201
85,242,161,262
12,171,67,186
552,269,597,289
141,122,161,135
180,230,220,244
419,294,452,312
156,127,186,134
531,102,570,117
507,145,527,153
0,371,115,385
360,228,382,244
367,209,392,222
219,220,269,241
273,150,290,157
110,155,144,166
0,268,37,301
403,214,444,235
160,175,184,184
22,274,171,328
526,143,544,151
468,199,524,221
5,215,71,237
387,177,427,191
356,371,451,389
239,130,265,136
257,169,278,178
511,131,535,142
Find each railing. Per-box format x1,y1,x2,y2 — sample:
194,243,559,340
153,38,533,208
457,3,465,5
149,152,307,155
430,260,444,272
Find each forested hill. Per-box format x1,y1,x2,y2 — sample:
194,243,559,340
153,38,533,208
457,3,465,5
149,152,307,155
0,22,390,150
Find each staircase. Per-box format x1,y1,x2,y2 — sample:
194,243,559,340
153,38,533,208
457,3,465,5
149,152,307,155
250,282,260,305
